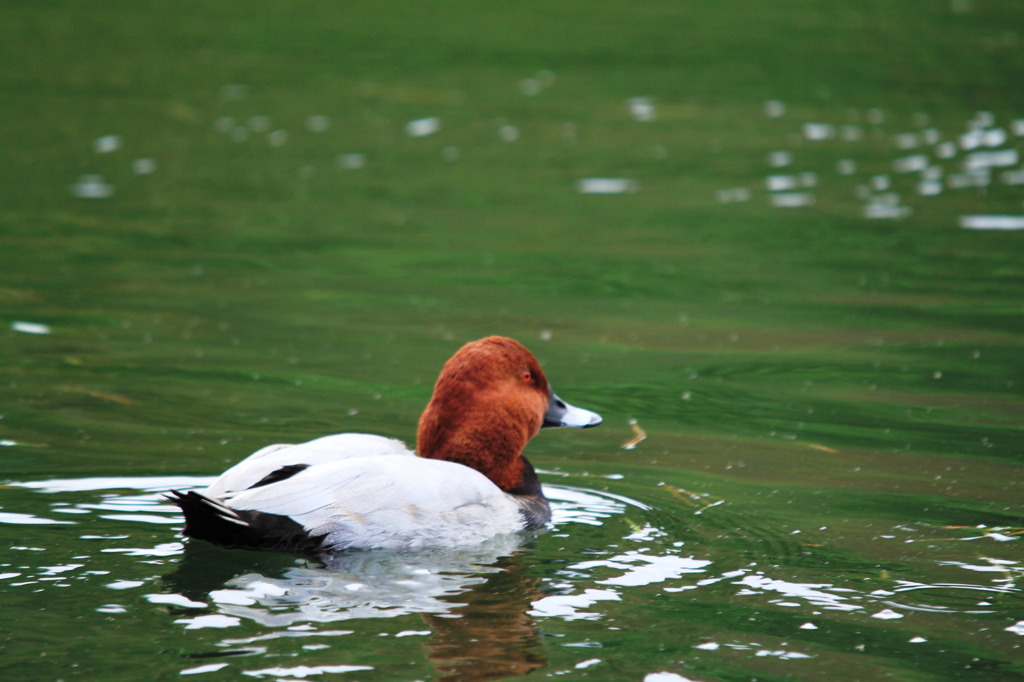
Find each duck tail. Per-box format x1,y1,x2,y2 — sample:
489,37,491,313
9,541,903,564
164,490,327,554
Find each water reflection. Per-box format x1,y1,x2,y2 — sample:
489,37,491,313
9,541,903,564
421,554,547,681
151,485,643,681
884,582,1012,614
4,474,1023,679
167,539,526,628
722,104,1024,227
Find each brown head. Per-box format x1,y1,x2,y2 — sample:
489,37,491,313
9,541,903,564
416,336,601,493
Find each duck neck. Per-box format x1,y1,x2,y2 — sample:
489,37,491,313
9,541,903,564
417,410,539,494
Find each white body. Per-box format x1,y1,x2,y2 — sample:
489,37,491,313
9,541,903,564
200,434,528,550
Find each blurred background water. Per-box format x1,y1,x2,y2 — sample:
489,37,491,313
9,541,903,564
2,1,1023,680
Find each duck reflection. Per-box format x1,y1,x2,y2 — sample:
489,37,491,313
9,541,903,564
164,534,546,681
160,487,639,678
420,552,545,681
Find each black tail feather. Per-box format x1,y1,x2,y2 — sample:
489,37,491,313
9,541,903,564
165,490,328,554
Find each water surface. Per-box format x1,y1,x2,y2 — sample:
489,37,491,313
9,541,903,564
2,2,1023,680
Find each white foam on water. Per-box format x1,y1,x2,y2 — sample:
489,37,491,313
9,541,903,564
959,215,1024,230
982,128,1007,147
894,155,929,173
964,149,1018,171
337,153,366,170
529,588,620,620
960,130,985,150
870,175,891,191
266,130,288,147
1001,169,1024,185
11,321,51,335
872,608,904,620
71,175,114,199
94,135,122,154
735,574,861,611
132,158,157,175
175,614,241,630
576,178,639,194
181,663,230,676
841,125,863,141
305,115,329,132
0,512,74,525
936,141,958,159
519,78,543,96
770,192,815,207
241,665,373,678
803,123,835,141
645,673,698,682
894,133,920,149
145,593,208,609
864,203,912,220
763,100,786,118
406,117,441,137
628,97,657,122
766,175,800,191
947,171,991,189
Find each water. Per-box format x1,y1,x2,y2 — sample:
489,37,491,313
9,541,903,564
3,2,1024,680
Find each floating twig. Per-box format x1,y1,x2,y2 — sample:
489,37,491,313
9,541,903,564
60,386,136,405
659,482,725,515
621,418,647,450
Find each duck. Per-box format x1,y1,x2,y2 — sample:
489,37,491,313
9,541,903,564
166,336,602,554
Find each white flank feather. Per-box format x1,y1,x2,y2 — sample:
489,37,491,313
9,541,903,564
203,433,412,498
221,456,525,550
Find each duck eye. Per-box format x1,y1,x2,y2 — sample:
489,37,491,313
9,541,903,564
521,371,532,382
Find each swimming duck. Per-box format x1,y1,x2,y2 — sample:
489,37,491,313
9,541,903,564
167,336,602,553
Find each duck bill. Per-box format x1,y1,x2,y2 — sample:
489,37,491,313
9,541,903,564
543,390,602,429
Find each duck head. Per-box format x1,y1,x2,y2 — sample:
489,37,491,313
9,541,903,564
417,336,601,492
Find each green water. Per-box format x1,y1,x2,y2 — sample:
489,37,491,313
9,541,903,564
3,2,1024,680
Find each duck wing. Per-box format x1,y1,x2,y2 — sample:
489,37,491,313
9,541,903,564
172,456,526,553
203,433,412,498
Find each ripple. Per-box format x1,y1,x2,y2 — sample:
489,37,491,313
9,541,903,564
241,664,373,678
546,484,645,527
571,551,710,587
176,614,242,630
882,581,1018,614
733,573,861,612
177,538,522,627
0,511,75,525
9,475,214,493
529,588,620,621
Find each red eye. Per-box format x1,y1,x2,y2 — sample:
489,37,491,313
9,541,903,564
522,371,532,382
